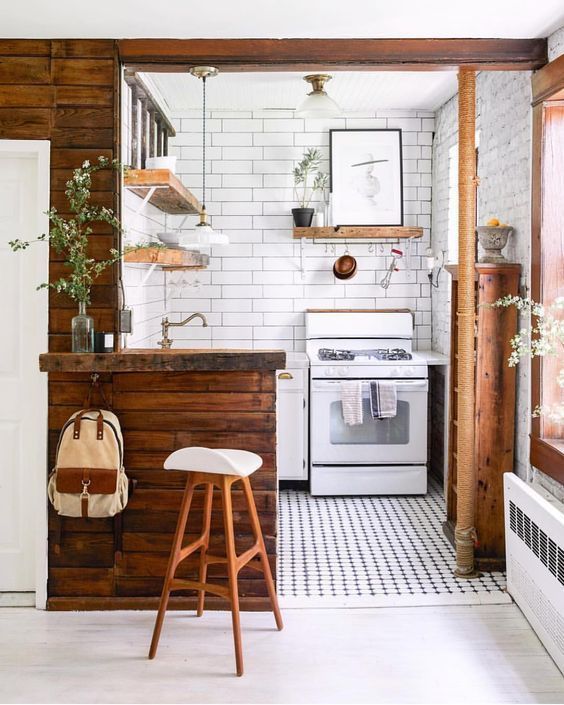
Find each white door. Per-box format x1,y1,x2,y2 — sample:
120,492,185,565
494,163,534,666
0,141,49,606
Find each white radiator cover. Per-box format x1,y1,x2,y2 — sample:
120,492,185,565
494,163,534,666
504,473,564,673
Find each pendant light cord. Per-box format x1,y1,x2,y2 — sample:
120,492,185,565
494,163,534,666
202,76,206,211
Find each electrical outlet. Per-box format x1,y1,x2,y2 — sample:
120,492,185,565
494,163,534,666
119,308,133,334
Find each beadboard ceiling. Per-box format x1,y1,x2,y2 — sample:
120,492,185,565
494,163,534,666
2,0,563,38
149,71,459,113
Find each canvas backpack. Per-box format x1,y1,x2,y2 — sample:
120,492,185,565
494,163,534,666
48,407,128,518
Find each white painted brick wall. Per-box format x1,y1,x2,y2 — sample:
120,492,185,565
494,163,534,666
476,71,532,483
430,92,458,357
548,25,564,61
158,110,434,352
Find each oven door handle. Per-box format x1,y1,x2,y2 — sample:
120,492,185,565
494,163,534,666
312,380,428,391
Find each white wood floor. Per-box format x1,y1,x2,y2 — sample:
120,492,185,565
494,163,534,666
1,604,563,704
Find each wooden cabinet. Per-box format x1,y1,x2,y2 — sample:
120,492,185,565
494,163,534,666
276,368,308,481
445,263,520,569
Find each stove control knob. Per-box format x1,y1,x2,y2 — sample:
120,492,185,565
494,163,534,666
337,366,349,377
325,366,335,377
390,367,399,377
404,366,415,376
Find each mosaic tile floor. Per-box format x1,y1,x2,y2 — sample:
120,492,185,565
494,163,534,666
278,476,509,605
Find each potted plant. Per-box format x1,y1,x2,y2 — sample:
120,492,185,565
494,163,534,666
9,156,145,353
493,295,564,424
292,148,329,227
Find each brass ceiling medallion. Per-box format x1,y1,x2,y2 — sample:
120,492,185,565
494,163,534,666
304,73,333,94
189,66,219,80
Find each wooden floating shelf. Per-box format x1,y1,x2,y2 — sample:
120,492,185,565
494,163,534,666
293,226,423,239
124,169,201,215
124,247,209,269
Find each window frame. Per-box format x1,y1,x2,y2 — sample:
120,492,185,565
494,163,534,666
530,55,564,484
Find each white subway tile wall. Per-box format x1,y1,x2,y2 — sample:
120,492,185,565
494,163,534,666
152,110,435,351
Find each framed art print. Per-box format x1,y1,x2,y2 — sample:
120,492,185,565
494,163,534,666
330,129,403,226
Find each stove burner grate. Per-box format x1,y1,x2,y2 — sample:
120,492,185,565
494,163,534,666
318,347,412,361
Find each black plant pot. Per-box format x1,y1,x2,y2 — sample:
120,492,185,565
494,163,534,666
292,207,314,227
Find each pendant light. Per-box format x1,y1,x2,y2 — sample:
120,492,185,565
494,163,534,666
179,66,228,249
295,74,343,118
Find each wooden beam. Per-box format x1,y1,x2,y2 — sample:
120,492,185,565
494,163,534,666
532,52,564,105
118,38,547,72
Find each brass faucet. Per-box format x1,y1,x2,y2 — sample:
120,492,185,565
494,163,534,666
158,313,208,349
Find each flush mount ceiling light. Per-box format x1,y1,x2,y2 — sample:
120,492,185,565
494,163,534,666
295,74,343,118
179,66,228,250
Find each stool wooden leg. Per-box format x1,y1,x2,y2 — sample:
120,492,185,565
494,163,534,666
221,476,244,677
148,475,195,660
196,482,213,617
242,476,283,631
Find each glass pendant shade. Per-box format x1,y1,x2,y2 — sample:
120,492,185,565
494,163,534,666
178,208,229,249
295,74,343,118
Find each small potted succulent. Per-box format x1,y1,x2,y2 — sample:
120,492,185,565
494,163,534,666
292,148,329,227
9,156,148,353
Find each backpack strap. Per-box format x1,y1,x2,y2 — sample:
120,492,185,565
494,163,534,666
73,409,104,440
84,373,113,411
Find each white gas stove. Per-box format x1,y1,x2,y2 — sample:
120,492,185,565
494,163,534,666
306,310,428,496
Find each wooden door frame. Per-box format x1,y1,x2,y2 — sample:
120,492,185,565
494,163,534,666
0,138,50,609
117,37,547,72
530,54,564,485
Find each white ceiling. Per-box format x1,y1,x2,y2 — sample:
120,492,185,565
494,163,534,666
149,71,459,112
1,0,563,38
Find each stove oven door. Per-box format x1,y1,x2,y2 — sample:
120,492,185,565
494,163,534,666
310,378,428,465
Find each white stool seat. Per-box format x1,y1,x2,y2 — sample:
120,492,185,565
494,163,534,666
164,446,263,477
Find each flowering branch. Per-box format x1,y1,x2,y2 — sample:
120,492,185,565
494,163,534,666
492,295,564,424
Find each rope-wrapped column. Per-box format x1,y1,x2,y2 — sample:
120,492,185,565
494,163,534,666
455,70,478,578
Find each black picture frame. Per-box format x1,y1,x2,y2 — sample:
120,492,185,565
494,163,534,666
329,128,404,227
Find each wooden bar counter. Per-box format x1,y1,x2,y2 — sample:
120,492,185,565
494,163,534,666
40,349,286,611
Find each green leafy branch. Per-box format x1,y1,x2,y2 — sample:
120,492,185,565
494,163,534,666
9,156,152,306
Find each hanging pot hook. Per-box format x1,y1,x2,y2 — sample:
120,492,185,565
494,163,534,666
344,240,350,255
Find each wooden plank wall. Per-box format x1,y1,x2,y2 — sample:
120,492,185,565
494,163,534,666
47,370,277,609
1,38,279,610
0,39,119,352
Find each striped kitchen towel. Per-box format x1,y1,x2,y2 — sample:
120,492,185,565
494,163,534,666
340,380,363,426
369,381,397,419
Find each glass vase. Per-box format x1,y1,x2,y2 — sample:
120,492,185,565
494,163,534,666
71,302,94,353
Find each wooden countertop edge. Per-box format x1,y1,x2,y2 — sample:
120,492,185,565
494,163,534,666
39,349,287,373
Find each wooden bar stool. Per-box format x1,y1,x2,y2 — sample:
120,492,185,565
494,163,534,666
148,446,283,676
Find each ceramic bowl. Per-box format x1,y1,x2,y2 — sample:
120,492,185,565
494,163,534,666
156,231,180,247
145,156,177,174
